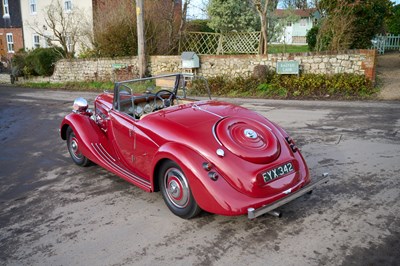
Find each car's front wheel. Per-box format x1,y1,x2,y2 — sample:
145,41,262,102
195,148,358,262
159,161,201,219
66,127,91,167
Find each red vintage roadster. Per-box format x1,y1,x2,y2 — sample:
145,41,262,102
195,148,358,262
60,74,328,219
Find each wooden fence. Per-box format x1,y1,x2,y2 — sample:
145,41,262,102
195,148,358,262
372,34,400,54
180,32,261,55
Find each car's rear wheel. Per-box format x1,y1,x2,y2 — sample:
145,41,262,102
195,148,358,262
159,161,201,219
66,127,91,167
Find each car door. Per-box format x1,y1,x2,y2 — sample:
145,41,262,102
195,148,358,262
108,111,136,172
106,85,138,172
131,123,159,179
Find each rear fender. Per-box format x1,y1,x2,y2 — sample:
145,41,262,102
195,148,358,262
152,143,253,215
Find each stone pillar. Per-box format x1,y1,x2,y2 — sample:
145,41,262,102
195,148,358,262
360,49,377,84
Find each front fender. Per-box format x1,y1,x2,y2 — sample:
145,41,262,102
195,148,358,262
60,113,107,164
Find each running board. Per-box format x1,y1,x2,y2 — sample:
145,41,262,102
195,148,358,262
91,143,151,191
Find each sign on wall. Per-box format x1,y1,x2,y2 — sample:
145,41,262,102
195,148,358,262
276,61,300,75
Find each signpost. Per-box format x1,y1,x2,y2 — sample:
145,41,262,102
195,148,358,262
277,61,300,75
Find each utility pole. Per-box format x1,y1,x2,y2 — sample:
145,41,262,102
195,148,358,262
136,0,146,77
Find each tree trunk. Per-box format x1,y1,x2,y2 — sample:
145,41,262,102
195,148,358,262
253,0,269,56
136,0,146,77
260,17,268,55
167,0,175,52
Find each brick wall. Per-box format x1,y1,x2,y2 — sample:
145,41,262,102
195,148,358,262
0,28,24,59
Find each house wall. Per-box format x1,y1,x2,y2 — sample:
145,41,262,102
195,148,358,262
21,50,377,84
275,9,317,44
0,28,24,57
0,0,23,58
292,17,313,38
20,0,93,54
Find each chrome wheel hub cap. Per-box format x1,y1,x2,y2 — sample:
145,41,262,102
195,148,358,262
71,140,78,152
168,180,180,197
70,137,82,159
165,168,190,208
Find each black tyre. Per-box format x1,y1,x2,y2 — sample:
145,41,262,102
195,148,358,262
66,127,91,167
159,161,201,219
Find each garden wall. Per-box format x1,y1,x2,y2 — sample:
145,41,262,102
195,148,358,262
31,49,377,83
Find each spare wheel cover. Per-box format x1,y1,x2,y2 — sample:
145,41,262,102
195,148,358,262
216,117,280,164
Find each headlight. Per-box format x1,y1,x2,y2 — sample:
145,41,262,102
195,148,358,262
72,97,88,113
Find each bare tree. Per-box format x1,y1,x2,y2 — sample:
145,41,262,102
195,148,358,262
252,0,270,55
282,0,309,9
165,0,190,54
273,8,301,51
29,0,89,58
167,0,177,50
316,2,355,51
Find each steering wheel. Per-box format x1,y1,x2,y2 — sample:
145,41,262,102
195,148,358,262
154,89,176,110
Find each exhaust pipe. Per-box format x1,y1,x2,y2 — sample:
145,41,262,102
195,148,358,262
267,210,282,218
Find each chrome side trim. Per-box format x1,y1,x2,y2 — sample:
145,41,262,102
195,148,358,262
192,104,224,118
92,143,151,189
212,122,223,146
248,173,329,219
95,143,116,162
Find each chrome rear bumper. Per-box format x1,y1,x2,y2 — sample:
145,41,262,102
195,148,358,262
247,173,329,219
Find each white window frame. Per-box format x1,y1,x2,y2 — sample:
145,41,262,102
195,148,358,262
33,34,40,48
6,33,14,53
3,0,9,17
64,0,72,12
30,0,37,15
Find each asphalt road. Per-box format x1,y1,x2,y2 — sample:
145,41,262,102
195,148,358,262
0,86,399,266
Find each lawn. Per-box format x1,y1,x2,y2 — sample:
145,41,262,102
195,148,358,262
268,44,309,54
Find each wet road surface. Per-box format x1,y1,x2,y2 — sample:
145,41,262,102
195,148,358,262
0,86,399,265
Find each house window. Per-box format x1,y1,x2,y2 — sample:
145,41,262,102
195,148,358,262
300,18,307,26
3,0,9,17
64,0,72,11
287,21,292,27
6,33,14,53
33,34,40,48
30,0,37,14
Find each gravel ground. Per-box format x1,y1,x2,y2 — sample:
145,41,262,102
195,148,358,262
377,51,400,100
0,87,399,266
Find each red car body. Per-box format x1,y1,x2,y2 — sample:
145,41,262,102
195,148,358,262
60,74,327,219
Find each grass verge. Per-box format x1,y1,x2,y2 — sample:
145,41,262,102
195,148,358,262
17,72,377,100
21,81,114,92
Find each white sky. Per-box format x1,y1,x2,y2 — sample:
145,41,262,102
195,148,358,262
187,0,206,19
187,0,400,20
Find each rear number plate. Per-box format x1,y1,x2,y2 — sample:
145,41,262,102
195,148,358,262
262,162,294,183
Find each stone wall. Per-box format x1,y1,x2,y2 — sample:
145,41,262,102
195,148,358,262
22,49,377,84
196,50,376,82
51,57,139,82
